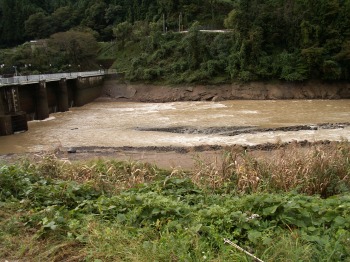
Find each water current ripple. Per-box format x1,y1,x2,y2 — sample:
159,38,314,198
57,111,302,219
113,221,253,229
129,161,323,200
136,122,350,137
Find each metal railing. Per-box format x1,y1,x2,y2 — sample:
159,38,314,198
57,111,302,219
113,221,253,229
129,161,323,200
0,70,115,86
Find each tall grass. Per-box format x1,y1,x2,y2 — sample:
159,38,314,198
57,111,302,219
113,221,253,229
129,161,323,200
31,155,166,194
1,142,350,261
192,142,350,197
22,141,350,197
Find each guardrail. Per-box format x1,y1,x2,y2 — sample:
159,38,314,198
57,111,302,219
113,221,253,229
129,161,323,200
0,70,115,86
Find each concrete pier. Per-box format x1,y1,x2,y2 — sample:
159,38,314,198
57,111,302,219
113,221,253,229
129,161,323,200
11,111,28,133
0,115,12,135
35,81,50,120
58,78,69,112
0,89,5,115
0,86,27,135
0,109,28,136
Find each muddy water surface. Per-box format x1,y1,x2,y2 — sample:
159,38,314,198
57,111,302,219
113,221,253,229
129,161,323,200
0,100,349,154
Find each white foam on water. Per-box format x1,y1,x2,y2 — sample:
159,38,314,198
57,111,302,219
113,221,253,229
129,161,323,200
157,117,171,122
190,103,227,110
139,103,177,111
239,110,259,114
31,116,56,122
108,108,136,113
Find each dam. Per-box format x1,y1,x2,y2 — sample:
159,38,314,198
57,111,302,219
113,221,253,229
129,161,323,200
0,71,108,136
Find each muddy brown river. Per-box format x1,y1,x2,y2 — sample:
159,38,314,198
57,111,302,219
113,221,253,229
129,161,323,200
0,100,349,154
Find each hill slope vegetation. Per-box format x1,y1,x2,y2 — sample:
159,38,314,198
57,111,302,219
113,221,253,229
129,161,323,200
0,0,349,83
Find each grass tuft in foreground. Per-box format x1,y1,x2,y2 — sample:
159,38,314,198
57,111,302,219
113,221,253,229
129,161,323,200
1,142,350,261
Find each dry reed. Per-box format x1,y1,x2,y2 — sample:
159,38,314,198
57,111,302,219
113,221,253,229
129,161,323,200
192,142,350,196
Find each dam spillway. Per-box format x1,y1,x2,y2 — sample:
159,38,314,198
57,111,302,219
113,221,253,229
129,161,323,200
0,71,106,136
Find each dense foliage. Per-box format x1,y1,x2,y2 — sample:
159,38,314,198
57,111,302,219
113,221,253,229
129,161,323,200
0,0,232,47
0,30,100,74
1,143,350,260
0,0,349,82
124,0,350,82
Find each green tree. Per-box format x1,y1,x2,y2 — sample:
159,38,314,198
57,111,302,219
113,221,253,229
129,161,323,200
49,30,99,69
25,12,53,39
0,0,39,46
113,21,133,48
82,1,108,32
105,4,123,25
50,6,78,33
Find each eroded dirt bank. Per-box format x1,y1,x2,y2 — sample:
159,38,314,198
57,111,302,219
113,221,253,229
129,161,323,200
101,79,350,102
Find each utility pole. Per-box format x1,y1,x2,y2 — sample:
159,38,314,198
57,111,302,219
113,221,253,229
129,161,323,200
179,12,183,32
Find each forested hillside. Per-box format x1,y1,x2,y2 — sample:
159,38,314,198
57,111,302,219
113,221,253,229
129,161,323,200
0,0,231,47
0,0,349,82
125,0,350,82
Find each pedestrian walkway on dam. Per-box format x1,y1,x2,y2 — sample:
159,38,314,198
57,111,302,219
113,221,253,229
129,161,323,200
0,70,115,86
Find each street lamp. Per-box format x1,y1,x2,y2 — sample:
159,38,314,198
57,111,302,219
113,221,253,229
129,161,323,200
0,64,4,77
25,64,32,74
13,66,18,76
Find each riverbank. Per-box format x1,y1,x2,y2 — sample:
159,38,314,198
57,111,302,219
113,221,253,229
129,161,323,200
1,141,350,261
0,140,341,170
101,79,350,102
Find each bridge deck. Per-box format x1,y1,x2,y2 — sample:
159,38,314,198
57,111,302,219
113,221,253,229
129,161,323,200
0,70,107,86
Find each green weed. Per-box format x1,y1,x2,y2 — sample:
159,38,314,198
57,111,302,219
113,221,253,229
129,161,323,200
1,142,350,261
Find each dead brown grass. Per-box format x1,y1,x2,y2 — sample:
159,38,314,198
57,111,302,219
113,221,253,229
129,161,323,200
192,142,350,197
30,155,161,193
15,141,350,197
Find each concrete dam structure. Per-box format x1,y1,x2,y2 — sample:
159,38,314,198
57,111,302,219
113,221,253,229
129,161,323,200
0,71,105,136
